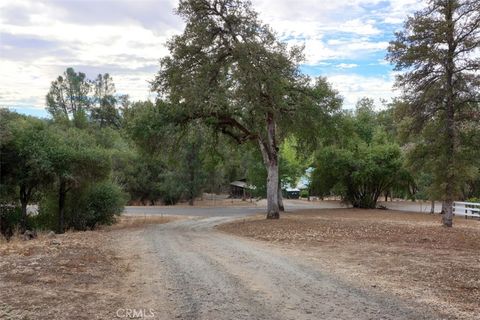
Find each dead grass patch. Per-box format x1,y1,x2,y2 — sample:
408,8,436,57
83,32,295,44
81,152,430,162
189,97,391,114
0,215,177,320
104,214,182,230
218,209,480,319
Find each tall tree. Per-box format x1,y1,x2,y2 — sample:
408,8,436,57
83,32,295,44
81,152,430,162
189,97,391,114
0,111,54,232
153,0,341,218
49,127,110,233
91,73,120,128
387,0,480,227
46,68,91,127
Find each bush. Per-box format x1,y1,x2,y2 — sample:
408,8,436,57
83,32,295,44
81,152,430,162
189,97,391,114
0,205,21,240
73,182,126,230
311,144,409,208
300,189,309,198
157,172,184,205
33,191,58,231
36,181,126,231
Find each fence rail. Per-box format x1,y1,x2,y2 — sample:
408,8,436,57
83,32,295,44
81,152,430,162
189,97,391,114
453,201,480,219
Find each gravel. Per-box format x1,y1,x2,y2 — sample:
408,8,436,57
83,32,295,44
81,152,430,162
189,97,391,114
118,215,443,320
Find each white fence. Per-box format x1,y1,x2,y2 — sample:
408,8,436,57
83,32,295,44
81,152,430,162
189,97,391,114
453,201,480,219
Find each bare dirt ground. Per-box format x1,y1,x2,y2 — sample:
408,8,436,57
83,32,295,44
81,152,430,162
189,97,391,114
0,216,177,320
1,206,477,319
113,216,448,320
218,209,480,319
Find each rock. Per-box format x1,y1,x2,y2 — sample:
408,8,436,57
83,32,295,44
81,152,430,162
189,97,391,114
22,230,37,240
50,239,61,245
47,231,56,238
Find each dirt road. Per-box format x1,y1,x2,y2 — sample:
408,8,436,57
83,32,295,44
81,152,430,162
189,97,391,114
117,214,442,320
123,199,443,217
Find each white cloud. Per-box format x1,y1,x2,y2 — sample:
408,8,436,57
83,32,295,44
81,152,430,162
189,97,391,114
336,63,358,69
0,0,183,110
327,73,398,109
0,0,420,113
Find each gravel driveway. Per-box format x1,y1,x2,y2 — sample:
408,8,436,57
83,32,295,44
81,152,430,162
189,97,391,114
117,208,441,320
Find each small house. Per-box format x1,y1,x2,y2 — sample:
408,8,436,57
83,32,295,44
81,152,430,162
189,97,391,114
229,179,253,199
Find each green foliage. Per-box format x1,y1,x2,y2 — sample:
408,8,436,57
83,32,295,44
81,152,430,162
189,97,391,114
152,0,341,217
310,102,413,208
245,149,267,197
33,192,58,231
158,172,184,205
91,73,121,128
36,181,126,231
46,68,122,129
0,109,57,231
0,205,21,240
300,189,309,198
1,107,126,235
46,68,91,126
387,0,479,225
1,112,55,193
123,100,171,154
74,181,126,229
49,125,111,185
279,137,307,189
311,143,407,208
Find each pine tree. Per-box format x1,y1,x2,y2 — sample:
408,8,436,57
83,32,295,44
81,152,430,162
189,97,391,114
387,0,480,227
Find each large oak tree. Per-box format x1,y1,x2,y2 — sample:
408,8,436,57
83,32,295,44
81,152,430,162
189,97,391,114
153,0,341,218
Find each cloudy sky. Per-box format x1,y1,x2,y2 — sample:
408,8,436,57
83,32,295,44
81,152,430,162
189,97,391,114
0,0,425,117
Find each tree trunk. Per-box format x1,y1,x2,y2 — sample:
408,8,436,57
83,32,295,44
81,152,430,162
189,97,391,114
58,180,66,234
258,113,280,219
19,185,28,233
443,199,454,227
278,184,284,212
442,1,456,228
266,162,280,218
430,200,435,214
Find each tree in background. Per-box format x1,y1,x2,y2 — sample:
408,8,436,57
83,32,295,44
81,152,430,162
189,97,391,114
179,132,206,205
311,144,407,208
387,0,480,226
0,111,54,232
310,101,412,208
153,0,341,218
91,73,121,128
124,100,209,205
46,68,91,127
48,126,111,233
1,107,125,237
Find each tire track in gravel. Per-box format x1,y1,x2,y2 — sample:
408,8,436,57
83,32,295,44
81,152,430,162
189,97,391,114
118,216,445,320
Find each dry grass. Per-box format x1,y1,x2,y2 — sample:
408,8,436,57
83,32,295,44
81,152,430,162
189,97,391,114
219,209,480,319
104,214,181,230
0,215,176,320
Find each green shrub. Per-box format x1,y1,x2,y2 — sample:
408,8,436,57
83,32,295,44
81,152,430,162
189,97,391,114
36,181,126,231
32,190,58,231
81,181,126,229
300,189,309,198
466,197,480,203
0,205,21,240
160,172,184,205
